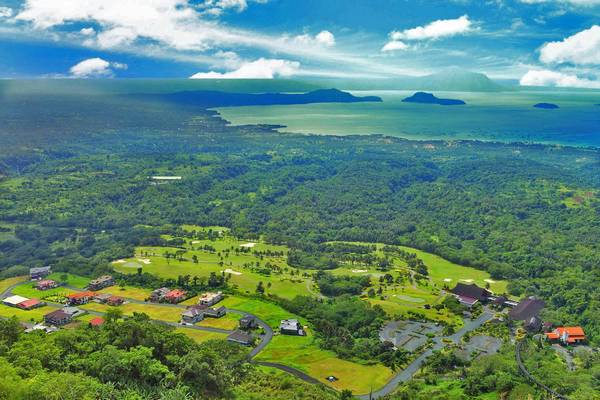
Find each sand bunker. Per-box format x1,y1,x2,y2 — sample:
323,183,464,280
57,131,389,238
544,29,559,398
137,258,151,264
484,279,496,284
240,243,256,248
222,268,242,275
191,240,201,244
443,278,453,282
460,279,474,283
112,259,126,264
352,269,368,273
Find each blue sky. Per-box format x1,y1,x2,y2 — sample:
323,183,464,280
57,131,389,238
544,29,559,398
0,0,599,87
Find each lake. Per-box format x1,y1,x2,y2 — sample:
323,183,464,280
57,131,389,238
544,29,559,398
216,90,600,148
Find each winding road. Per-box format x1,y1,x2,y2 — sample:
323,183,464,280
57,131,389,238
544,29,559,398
2,279,494,398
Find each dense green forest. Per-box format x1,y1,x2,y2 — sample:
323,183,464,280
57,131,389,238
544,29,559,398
0,91,598,345
0,315,338,400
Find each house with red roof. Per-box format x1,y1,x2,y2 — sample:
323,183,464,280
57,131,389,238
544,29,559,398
164,289,187,304
16,298,43,310
89,317,104,327
545,327,586,345
106,296,124,306
67,291,96,305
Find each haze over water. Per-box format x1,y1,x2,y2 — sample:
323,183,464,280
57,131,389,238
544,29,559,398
216,90,600,148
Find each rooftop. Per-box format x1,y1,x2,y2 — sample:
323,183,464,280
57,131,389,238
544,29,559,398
3,295,29,306
509,297,545,321
451,283,492,301
18,299,41,308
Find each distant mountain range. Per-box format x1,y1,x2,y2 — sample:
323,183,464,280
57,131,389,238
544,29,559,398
315,69,506,92
402,92,466,105
136,88,382,107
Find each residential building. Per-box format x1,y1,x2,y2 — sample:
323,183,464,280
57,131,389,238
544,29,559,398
89,317,104,327
62,306,84,318
94,293,113,303
280,319,304,336
67,291,96,305
546,327,586,345
450,283,492,307
239,315,258,330
35,279,58,290
198,291,223,306
204,306,226,318
44,310,72,326
88,275,115,291
16,298,43,310
181,305,206,323
3,295,30,307
30,266,52,280
524,316,542,332
106,296,124,306
150,287,171,302
164,289,187,304
508,297,545,321
227,330,254,346
24,324,58,334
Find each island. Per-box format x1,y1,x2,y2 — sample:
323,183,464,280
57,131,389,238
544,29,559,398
401,92,466,105
533,103,559,109
137,88,382,107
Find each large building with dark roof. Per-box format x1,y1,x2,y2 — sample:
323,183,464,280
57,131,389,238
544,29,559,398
450,283,492,307
508,297,545,321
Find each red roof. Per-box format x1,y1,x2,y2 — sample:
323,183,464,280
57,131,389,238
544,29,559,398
166,289,186,298
89,317,104,326
546,327,586,341
68,291,96,299
17,299,41,309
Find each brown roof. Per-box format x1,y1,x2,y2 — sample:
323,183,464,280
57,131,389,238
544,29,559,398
509,298,545,320
450,283,491,301
227,330,253,344
45,309,70,320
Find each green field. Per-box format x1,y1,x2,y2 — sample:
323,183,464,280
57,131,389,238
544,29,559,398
255,332,393,394
46,272,91,289
11,282,76,300
95,285,151,301
220,295,302,328
0,303,55,323
175,327,229,344
197,312,241,330
0,276,27,294
113,237,309,299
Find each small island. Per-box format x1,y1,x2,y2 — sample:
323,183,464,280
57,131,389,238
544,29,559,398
533,103,559,109
402,92,466,106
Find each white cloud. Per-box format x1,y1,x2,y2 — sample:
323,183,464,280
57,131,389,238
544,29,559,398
190,58,300,79
79,27,95,36
390,15,473,41
520,69,600,88
293,30,336,47
0,7,12,18
69,57,127,78
539,25,600,65
381,40,408,52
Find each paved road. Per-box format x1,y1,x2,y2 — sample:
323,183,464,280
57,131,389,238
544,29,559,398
356,309,494,400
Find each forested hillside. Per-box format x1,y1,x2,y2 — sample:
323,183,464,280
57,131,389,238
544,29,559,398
0,91,599,346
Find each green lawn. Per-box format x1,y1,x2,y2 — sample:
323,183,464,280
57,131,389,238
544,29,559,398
95,285,151,301
174,327,229,343
0,276,27,294
46,272,91,289
0,304,55,323
220,295,301,328
11,282,76,300
197,312,241,330
255,332,393,394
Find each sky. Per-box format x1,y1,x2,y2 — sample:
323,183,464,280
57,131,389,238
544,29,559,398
0,0,599,88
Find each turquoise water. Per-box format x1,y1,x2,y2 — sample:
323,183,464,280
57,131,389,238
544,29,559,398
216,90,600,147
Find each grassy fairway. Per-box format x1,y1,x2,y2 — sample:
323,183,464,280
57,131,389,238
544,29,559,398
0,304,55,323
197,313,241,330
175,327,229,343
113,244,309,300
81,302,182,322
0,276,27,294
46,273,90,289
255,332,393,394
396,246,508,294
